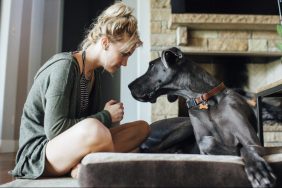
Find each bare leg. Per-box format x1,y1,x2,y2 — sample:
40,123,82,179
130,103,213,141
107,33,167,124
110,120,150,152
44,118,114,177
44,119,149,178
70,163,81,179
69,120,150,179
69,120,150,178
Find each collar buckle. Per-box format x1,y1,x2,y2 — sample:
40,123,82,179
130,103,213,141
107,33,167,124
186,98,198,109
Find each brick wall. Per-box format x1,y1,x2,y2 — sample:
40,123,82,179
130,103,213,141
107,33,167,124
150,0,282,146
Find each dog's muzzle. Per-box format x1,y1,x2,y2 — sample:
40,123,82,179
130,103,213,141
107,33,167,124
130,91,157,103
129,82,159,103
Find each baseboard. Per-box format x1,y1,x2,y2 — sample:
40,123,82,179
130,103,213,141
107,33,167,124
0,139,18,153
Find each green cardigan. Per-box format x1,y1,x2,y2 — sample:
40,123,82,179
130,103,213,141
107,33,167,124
11,52,112,179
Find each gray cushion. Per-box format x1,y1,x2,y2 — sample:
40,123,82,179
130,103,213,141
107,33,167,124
78,152,282,187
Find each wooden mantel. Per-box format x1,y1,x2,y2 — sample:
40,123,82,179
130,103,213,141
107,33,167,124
169,14,280,31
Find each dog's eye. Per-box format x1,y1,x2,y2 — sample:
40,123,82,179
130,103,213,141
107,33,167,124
158,80,162,83
149,63,154,68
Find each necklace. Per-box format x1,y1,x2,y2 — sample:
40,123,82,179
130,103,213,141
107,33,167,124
80,51,89,114
82,51,93,81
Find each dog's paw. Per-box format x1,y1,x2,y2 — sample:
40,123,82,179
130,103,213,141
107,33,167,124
244,157,276,188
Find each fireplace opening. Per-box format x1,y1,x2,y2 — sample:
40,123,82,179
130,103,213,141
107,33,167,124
171,0,279,15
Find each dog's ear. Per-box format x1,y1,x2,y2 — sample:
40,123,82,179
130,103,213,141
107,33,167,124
167,95,178,103
161,47,183,68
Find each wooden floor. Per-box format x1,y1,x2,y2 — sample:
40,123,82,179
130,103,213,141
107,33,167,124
0,152,16,185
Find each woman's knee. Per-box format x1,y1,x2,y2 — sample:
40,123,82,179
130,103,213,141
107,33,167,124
123,120,150,140
76,118,114,152
135,120,150,137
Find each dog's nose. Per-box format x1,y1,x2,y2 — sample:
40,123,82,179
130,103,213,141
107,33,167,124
128,82,133,90
128,81,139,92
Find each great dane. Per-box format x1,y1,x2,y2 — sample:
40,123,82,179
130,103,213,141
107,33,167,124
128,47,276,188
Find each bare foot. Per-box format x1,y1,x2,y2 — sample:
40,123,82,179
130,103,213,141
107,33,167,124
70,163,81,179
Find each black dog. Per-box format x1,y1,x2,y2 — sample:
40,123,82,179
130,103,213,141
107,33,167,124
128,47,276,188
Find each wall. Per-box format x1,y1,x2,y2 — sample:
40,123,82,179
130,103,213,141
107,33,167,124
0,0,22,152
120,0,151,124
150,0,282,122
150,0,282,146
0,0,63,153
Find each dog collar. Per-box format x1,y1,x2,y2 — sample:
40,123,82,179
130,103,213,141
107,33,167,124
186,82,226,110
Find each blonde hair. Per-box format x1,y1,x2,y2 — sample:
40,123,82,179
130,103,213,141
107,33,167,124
80,2,143,53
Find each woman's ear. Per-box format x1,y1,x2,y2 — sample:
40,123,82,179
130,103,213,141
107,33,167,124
100,36,109,50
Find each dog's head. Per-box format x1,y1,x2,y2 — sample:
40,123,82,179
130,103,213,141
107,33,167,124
128,47,186,103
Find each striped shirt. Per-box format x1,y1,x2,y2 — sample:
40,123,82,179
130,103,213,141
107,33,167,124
80,51,90,115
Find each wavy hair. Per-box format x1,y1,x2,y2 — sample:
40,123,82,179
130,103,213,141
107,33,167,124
79,2,143,53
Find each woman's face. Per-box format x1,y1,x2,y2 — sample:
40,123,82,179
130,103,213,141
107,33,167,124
102,40,135,73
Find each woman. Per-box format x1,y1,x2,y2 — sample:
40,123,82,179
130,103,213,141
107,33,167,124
11,2,150,179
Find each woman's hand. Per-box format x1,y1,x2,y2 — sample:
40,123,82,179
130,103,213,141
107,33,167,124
104,100,124,123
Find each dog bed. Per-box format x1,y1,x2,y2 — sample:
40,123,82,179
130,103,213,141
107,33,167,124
78,149,282,187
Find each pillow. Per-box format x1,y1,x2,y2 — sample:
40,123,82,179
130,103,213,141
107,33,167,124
78,152,282,187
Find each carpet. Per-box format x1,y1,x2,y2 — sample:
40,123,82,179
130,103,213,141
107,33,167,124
0,177,79,187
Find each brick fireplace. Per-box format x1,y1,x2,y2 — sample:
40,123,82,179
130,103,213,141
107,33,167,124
150,0,282,146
